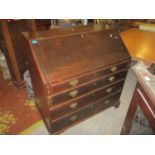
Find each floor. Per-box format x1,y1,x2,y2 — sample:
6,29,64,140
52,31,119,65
30,67,138,135
0,71,41,135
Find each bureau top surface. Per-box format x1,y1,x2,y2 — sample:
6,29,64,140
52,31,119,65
23,25,131,84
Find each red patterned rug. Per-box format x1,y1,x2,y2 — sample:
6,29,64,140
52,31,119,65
0,72,42,135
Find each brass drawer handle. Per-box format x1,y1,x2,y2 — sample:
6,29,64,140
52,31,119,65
106,87,113,93
93,82,97,86
90,104,94,109
104,99,110,105
69,90,78,97
70,115,77,122
69,102,78,109
69,79,79,87
108,76,115,82
94,73,98,77
110,66,117,72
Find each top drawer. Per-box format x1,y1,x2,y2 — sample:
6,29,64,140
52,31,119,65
50,60,130,95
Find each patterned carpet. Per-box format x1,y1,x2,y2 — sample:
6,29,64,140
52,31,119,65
0,72,41,135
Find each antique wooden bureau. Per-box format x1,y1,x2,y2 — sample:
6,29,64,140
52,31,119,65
23,24,131,134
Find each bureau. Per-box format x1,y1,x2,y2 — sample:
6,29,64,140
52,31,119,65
23,24,131,134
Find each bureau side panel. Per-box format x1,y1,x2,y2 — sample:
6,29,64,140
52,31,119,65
23,37,51,133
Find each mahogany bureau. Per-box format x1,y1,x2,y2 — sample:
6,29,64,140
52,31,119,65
23,24,131,134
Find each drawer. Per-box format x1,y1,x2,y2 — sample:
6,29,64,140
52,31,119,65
52,93,121,134
91,92,121,115
51,80,124,120
49,70,127,105
51,60,130,94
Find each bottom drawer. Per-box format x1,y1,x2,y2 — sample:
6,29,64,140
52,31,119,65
52,92,121,134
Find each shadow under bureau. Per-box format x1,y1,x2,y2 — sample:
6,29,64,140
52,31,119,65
23,24,131,134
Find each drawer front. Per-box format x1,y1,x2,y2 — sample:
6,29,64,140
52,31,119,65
51,80,124,120
52,93,121,133
49,70,127,105
51,60,130,94
91,93,120,115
